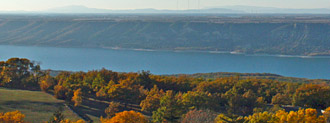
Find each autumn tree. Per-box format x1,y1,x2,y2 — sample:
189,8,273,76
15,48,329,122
101,110,147,123
92,74,107,91
96,80,115,99
140,85,164,112
256,97,267,108
0,110,26,123
245,108,326,123
135,70,154,89
194,78,234,94
293,84,330,109
54,85,69,100
244,111,275,123
223,88,259,115
59,119,85,123
40,74,56,92
241,90,258,114
0,58,41,89
180,91,214,111
107,79,142,105
149,75,193,92
271,93,292,105
152,90,182,123
273,108,325,123
72,88,83,107
223,87,243,115
105,101,120,118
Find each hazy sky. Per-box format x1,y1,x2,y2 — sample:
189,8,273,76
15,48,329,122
1,0,330,11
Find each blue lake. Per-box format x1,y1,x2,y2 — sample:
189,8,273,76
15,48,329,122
0,45,329,79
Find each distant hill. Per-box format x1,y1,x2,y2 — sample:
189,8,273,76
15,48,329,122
0,15,329,56
46,5,113,13
45,5,244,14
210,5,330,14
1,5,330,14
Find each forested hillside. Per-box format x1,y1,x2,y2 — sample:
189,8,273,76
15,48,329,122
0,15,329,56
172,72,330,83
1,58,330,123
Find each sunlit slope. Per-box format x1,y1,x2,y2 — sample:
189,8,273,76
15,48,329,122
0,88,81,123
0,18,329,55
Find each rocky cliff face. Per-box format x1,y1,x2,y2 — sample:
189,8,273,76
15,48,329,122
0,16,329,55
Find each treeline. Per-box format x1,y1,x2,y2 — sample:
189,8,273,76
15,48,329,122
1,58,330,123
172,72,330,83
3,108,330,123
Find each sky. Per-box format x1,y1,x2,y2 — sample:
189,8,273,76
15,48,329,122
0,0,330,11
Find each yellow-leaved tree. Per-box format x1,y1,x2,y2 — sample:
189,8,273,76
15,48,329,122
101,110,147,123
245,108,326,123
140,85,164,112
0,110,25,123
72,88,83,107
39,74,56,92
59,119,86,123
243,111,275,123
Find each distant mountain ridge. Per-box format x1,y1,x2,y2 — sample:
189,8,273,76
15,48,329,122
46,5,111,13
1,5,330,14
0,15,329,56
216,5,330,14
45,5,244,13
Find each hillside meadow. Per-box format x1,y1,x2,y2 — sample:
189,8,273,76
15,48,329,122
0,88,81,122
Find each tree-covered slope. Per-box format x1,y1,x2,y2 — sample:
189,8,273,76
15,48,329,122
171,72,330,83
0,15,329,55
2,58,330,122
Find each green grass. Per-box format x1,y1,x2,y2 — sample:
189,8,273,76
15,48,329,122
0,88,149,123
0,88,81,123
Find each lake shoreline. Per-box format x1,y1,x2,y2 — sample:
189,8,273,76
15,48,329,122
101,46,330,58
1,44,329,58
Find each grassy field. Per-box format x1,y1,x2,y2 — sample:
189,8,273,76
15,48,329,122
0,88,81,123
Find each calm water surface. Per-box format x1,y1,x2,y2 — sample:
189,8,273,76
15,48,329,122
0,45,329,79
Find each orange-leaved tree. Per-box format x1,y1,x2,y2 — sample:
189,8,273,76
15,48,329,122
39,74,56,92
72,88,83,107
101,110,147,123
244,108,326,123
54,85,69,100
0,110,26,123
59,119,86,123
